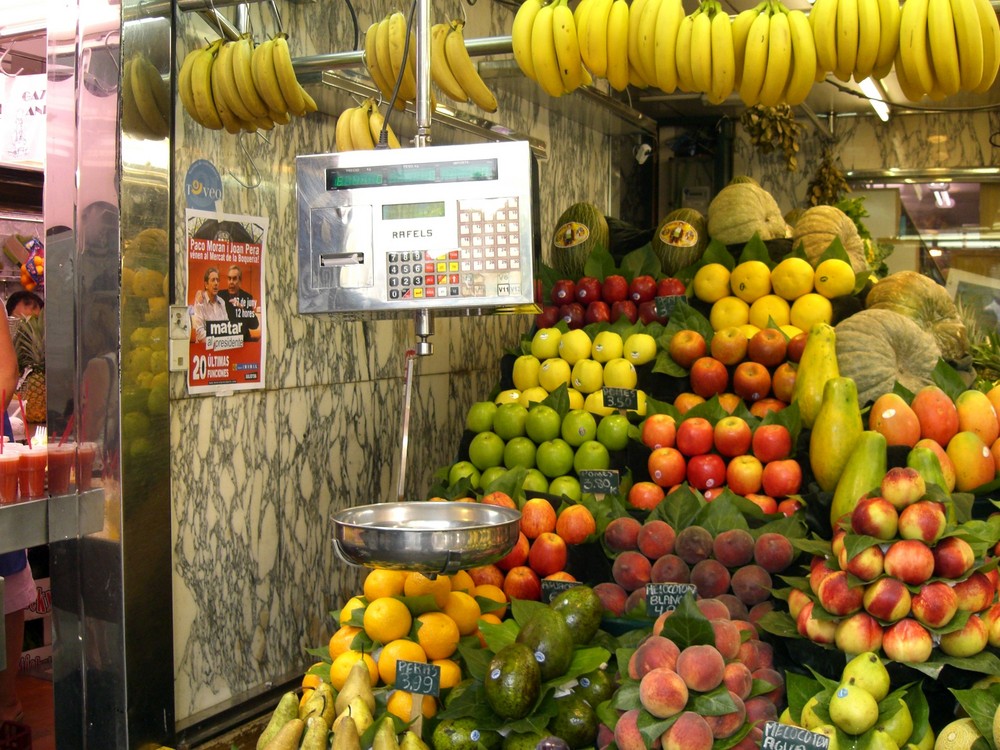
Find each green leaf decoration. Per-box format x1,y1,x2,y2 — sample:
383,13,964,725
701,239,736,271
483,466,528,501
612,677,641,711
643,394,681,420
540,383,571,417
584,246,618,280
950,684,1000,745
738,232,774,266
619,244,661,281
755,610,800,640
689,684,738,715
785,671,824,723
511,597,550,626
661,298,715,344
844,533,885,560
789,240,811,263
639,709,679,749
902,682,931,747
892,381,916,402
652,349,688,377
536,262,562,305
653,591,715,648
692,492,752,536
816,236,851,265
649,483,707,529
455,642,492,683
473,612,519,653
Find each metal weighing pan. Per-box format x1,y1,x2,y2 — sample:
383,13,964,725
333,501,521,576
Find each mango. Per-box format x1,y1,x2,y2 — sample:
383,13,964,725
956,390,1000,446
946,431,996,492
911,385,959,446
869,393,920,448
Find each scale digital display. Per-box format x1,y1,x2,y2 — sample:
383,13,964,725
382,201,446,221
326,158,498,191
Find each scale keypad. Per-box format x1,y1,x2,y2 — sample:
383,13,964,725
385,198,522,301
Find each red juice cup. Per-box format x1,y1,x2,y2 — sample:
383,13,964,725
19,447,48,499
0,450,19,504
77,442,97,491
47,443,76,495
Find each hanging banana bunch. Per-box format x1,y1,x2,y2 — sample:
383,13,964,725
736,1,816,107
335,98,403,152
122,53,171,140
511,0,591,97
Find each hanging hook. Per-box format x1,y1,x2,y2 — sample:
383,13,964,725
101,29,121,74
228,131,264,189
267,0,284,35
0,47,25,78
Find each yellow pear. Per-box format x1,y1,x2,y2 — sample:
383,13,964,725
335,659,375,715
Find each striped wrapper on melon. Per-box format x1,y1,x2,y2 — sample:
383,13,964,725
651,208,708,276
550,203,609,280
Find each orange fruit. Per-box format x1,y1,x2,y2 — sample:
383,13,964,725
340,596,366,626
330,650,377,690
433,658,462,689
472,583,508,618
378,638,427,684
328,624,363,660
448,569,476,593
404,571,451,609
363,596,413,643
302,672,322,690
363,569,407,600
415,611,461,660
387,690,437,722
555,504,597,544
300,688,314,709
443,590,482,636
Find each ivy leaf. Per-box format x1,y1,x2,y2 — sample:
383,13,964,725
951,685,1000,744
536,262,562,305
620,244,661,280
755,610,800,640
584,246,617,280
661,299,715,344
699,239,736,271
739,233,774,266
690,685,738,715
785,672,824,723
649,484,706,529
693,492,751,535
541,384,571,418
816,236,851,265
654,591,715,648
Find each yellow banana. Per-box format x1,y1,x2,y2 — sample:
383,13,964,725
388,12,418,102
192,41,225,130
949,0,983,90
971,0,1000,92
177,48,202,126
628,62,649,87
835,0,859,81
636,0,663,86
894,45,926,100
707,6,735,104
690,9,714,94
605,0,630,90
576,0,594,73
627,0,651,85
810,0,840,74
364,22,393,102
335,107,355,151
444,21,498,111
431,23,469,102
739,7,770,105
732,5,761,89
585,0,614,77
674,13,697,92
272,34,307,116
853,0,880,81
531,2,566,95
368,104,402,148
121,61,155,138
899,0,935,94
131,55,170,138
758,7,790,106
269,108,291,125
653,0,685,93
351,100,375,149
251,38,287,116
512,0,543,79
209,46,247,133
232,36,270,119
872,0,901,78
927,0,960,94
374,18,405,110
213,41,255,123
784,9,817,105
553,0,585,92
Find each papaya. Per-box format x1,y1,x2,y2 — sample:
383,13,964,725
791,322,839,429
830,431,887,527
810,377,864,492
906,446,951,498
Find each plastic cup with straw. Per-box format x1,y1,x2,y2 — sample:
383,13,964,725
0,389,17,504
17,393,46,499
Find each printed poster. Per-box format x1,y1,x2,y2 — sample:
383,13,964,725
185,208,267,394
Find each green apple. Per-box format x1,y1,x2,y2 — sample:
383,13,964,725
548,475,582,502
448,460,481,489
522,468,549,494
536,438,575,478
603,358,638,389
591,331,624,363
503,436,537,469
624,333,657,365
466,401,498,433
493,403,528,440
574,440,610,473
468,431,505,470
571,358,604,394
538,358,572,392
531,327,562,360
512,354,542,391
596,413,630,451
480,466,508,489
561,409,598,447
526,404,562,443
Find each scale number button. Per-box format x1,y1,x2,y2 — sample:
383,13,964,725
425,287,436,298
389,289,400,300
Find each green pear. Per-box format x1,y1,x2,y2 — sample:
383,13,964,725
373,719,401,750
841,652,891,702
829,683,880,735
257,692,300,750
400,730,431,750
879,698,914,747
300,682,336,726
262,718,305,750
335,659,376,715
332,715,362,750
812,725,840,750
301,716,332,750
801,693,827,730
869,728,901,750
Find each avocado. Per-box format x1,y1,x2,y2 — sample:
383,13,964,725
548,586,603,645
572,668,614,707
515,608,574,681
431,718,501,750
484,642,542,720
501,731,548,750
549,694,598,750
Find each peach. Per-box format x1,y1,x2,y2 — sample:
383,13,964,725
898,500,948,545
593,581,628,616
651,554,691,584
863,577,912,622
717,593,750,621
911,581,958,628
947,431,996,492
851,496,899,540
674,525,714,565
675,644,726,692
695,598,732,621
992,437,1000,474
796,601,837,645
753,532,796,573
712,529,755,568
749,601,775,626
956,389,1000,445
752,667,784,704
597,723,614,750
880,466,928,510
744,695,778,726
834,611,884,655
639,667,690,718
883,539,936,585
604,516,642,552
842,544,885,582
911,385,960,446
914,438,957,492
613,550,652,592
629,635,681,679
662,712,714,750
882,618,933,663
711,619,742,661
816,570,865,616
731,564,772,606
731,727,763,750
953,572,996,612
749,638,774,669
614,708,646,750
691,559,731,599
933,536,976,579
869,393,921,447
638,520,677,560
939,613,990,657
990,607,1000,648
787,588,812,620
706,692,746,739
809,556,837,593
723,661,754,700
626,586,648,615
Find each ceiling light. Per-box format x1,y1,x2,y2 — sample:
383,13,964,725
929,247,943,257
933,189,954,208
858,77,890,121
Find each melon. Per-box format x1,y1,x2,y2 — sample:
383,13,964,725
550,203,609,279
651,208,708,275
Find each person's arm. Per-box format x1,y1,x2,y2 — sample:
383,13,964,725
191,304,207,342
0,308,20,408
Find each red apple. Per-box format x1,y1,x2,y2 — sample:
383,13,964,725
744,493,778,514
747,328,788,367
910,581,959,628
733,362,772,403
584,300,611,324
535,304,561,329
638,299,666,325
559,302,586,329
777,497,804,516
687,453,727,490
676,417,715,457
648,446,687,488
883,539,936,586
850,496,900,540
751,424,792,463
880,466,927,510
863,577,912,622
933,536,975,579
657,277,686,297
770,362,797,403
710,327,749,366
727,455,764,495
641,413,677,450
897,500,947,545
629,275,657,303
602,275,628,303
611,299,638,324
674,392,706,415
690,357,729,399
669,330,707,369
551,279,576,305
714,416,753,458
575,276,602,304
883,618,933,662
761,459,802,498
786,332,808,363
749,398,786,418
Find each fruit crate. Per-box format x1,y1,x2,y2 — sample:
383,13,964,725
0,721,30,750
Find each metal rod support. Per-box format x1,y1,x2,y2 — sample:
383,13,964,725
292,36,512,77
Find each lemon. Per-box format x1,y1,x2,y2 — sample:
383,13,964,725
566,388,585,410
538,358,572,392
710,296,750,330
790,293,833,331
591,331,624,363
739,323,761,340
494,389,522,404
814,258,856,298
512,355,542,391
519,386,550,407
749,294,791,329
692,263,732,303
603,358,638,389
729,260,772,303
770,257,815,300
558,329,593,365
531,327,563,359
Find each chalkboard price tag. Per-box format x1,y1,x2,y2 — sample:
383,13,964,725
541,578,582,603
579,470,620,495
602,387,638,410
654,295,685,318
761,722,830,750
396,660,441,696
645,583,698,615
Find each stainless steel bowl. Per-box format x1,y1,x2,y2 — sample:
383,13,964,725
332,501,521,576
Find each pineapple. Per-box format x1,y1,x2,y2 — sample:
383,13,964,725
14,312,45,424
